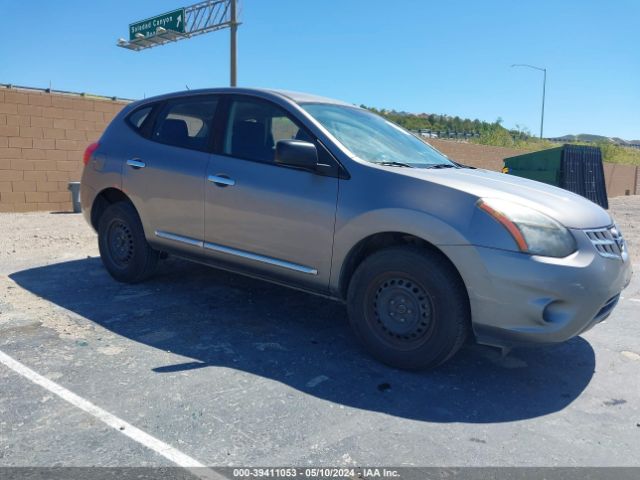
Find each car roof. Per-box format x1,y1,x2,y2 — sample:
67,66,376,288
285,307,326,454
133,87,353,108
266,89,352,106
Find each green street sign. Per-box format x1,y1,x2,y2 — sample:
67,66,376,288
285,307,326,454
129,8,186,40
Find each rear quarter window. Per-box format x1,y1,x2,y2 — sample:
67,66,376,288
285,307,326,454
127,106,153,131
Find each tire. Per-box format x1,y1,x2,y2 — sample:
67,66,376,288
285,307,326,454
347,246,469,370
97,201,159,283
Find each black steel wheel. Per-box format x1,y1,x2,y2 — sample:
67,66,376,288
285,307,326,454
105,220,135,268
347,246,470,370
368,274,436,350
98,201,159,283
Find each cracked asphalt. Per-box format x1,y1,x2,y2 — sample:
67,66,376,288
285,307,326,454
0,198,639,469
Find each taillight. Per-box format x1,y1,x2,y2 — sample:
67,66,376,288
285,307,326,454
83,142,100,166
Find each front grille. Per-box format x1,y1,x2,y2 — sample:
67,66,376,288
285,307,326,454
584,225,626,260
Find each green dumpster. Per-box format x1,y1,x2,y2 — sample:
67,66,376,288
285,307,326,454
503,146,563,187
503,144,608,209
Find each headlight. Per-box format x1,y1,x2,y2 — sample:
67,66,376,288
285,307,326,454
477,198,577,258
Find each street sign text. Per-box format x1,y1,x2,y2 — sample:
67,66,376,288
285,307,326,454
129,8,186,40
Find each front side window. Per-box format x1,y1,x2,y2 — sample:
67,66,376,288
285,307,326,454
152,96,218,152
301,103,455,168
224,98,312,164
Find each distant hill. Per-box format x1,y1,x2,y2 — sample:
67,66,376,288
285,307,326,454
552,134,640,146
362,106,506,136
367,107,640,164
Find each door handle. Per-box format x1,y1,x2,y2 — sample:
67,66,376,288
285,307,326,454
126,159,146,169
208,174,235,187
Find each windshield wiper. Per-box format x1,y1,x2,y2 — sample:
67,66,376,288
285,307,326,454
424,164,458,169
374,161,414,168
452,161,476,169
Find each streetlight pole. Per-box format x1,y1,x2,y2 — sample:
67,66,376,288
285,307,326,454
511,64,547,139
230,0,238,87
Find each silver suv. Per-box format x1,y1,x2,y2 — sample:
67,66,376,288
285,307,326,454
81,88,632,370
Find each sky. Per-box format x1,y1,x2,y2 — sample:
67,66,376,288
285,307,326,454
1,0,638,139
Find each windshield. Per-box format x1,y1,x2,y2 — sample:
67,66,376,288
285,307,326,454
301,103,456,168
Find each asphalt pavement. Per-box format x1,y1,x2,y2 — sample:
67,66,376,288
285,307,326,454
0,213,639,471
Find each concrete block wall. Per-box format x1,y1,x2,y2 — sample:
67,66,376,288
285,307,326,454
426,138,525,172
603,162,639,198
0,88,127,212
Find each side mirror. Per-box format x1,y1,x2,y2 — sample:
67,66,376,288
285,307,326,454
275,140,318,170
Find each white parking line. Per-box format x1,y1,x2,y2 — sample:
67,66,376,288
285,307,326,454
0,349,222,479
629,298,640,303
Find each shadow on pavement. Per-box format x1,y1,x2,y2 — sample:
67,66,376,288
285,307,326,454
10,257,596,424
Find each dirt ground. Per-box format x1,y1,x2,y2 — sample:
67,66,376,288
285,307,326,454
606,196,639,253
1,196,638,275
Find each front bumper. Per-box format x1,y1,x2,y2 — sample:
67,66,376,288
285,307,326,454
441,229,633,348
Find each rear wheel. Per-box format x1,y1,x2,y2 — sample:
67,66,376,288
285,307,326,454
347,246,469,370
98,202,159,283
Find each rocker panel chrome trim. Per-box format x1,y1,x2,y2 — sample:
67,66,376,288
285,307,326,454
204,241,318,275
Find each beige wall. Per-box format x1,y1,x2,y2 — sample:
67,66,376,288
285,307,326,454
603,162,639,198
426,138,525,172
0,88,126,212
0,88,637,212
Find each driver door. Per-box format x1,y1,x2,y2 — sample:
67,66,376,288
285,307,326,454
203,96,339,291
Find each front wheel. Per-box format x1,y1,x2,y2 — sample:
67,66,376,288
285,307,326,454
98,202,159,283
347,246,470,370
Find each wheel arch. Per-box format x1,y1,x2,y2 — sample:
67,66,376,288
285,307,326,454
90,187,133,231
337,231,469,304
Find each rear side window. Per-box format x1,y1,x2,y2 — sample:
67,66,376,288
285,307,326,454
152,96,218,152
127,106,152,130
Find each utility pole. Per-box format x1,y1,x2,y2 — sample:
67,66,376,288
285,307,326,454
511,64,547,139
230,0,238,87
540,68,546,140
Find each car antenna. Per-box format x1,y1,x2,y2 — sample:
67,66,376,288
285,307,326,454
185,85,190,90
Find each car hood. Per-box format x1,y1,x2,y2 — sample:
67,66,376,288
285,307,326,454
404,167,613,229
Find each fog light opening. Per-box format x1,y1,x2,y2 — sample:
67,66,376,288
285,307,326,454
542,300,570,325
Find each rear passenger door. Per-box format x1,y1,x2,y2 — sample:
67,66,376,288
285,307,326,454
203,95,339,292
122,95,218,251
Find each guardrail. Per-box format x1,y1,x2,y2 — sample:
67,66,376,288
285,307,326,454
411,129,481,139
412,129,537,141
0,83,134,103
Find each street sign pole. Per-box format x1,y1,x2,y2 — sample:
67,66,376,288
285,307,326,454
230,0,237,87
